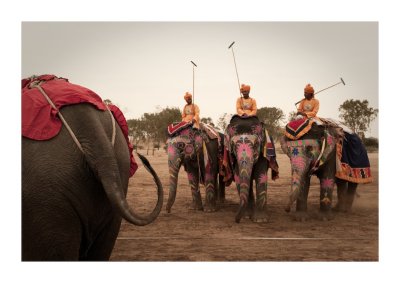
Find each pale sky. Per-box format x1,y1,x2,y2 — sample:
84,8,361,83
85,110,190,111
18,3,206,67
22,22,378,137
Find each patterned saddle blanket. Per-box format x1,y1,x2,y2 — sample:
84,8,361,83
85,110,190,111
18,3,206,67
22,74,138,177
167,121,193,136
284,117,314,140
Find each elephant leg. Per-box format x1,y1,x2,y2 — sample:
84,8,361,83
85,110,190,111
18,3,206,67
217,174,226,204
187,170,203,211
166,154,182,213
318,175,335,221
203,170,217,213
84,215,121,260
334,178,348,212
294,176,310,222
245,180,255,219
22,203,81,260
345,182,358,212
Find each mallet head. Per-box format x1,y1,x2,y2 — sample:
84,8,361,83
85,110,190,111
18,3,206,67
190,61,197,67
228,41,235,49
340,77,346,85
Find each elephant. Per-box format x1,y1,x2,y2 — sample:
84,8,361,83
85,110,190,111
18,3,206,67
166,122,225,213
22,78,163,261
280,119,372,221
224,115,279,223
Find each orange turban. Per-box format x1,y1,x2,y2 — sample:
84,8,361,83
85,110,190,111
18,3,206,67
240,84,251,92
184,92,192,100
304,83,314,94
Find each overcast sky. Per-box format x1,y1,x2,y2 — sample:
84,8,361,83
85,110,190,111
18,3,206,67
22,21,378,137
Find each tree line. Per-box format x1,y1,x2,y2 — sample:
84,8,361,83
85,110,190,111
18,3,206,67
123,99,378,149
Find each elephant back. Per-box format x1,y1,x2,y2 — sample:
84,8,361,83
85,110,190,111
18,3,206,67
227,115,263,136
166,121,194,137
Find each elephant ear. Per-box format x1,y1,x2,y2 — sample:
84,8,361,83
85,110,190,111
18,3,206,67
279,136,289,155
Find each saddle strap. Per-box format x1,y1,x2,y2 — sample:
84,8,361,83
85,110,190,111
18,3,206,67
30,80,116,153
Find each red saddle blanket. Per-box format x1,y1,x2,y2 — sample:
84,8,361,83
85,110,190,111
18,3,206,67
22,74,138,177
167,121,192,136
284,118,314,140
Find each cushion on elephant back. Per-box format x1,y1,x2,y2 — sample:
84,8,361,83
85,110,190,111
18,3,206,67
228,115,262,135
285,118,314,140
167,121,193,137
21,74,138,177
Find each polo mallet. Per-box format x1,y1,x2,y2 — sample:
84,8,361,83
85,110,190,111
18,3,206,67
228,41,242,97
190,60,197,104
295,77,346,106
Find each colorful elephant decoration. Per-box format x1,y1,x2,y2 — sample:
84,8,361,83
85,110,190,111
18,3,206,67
166,121,225,213
223,115,279,223
280,117,373,221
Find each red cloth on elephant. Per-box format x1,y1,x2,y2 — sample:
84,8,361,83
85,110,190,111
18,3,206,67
22,74,138,177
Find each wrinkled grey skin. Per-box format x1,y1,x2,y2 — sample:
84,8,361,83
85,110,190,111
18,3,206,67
22,104,163,261
280,124,358,221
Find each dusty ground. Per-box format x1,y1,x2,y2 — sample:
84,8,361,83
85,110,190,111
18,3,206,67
110,150,378,261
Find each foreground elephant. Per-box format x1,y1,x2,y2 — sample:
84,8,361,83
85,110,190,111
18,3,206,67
224,115,279,223
166,122,225,213
280,119,372,221
22,75,163,260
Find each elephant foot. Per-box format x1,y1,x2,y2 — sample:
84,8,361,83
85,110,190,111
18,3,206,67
217,198,226,204
293,211,309,222
251,210,270,223
318,210,334,221
235,202,247,223
284,204,291,213
203,204,217,213
188,201,204,211
333,203,347,213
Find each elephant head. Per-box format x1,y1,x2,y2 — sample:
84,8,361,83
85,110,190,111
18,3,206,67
166,126,204,212
280,123,337,212
225,116,272,223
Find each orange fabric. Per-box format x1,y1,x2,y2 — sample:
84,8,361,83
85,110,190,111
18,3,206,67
297,98,319,118
240,84,251,92
304,83,314,94
182,103,200,128
236,97,257,116
184,92,192,99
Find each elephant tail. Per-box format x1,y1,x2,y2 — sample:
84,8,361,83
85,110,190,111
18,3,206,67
134,153,164,222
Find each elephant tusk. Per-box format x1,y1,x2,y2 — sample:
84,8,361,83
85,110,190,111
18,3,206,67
309,137,326,176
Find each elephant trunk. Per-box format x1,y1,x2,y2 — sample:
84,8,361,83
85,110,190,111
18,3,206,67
285,172,302,212
166,145,182,213
234,154,255,223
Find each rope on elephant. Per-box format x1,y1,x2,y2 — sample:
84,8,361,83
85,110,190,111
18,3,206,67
30,81,84,153
104,103,116,146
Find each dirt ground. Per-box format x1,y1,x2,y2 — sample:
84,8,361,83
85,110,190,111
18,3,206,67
110,150,378,261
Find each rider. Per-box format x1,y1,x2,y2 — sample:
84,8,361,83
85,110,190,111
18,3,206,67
296,83,320,119
236,84,257,117
182,92,200,129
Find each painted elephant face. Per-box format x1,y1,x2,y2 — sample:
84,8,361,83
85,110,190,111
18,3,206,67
282,133,336,203
167,128,202,163
230,134,261,169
